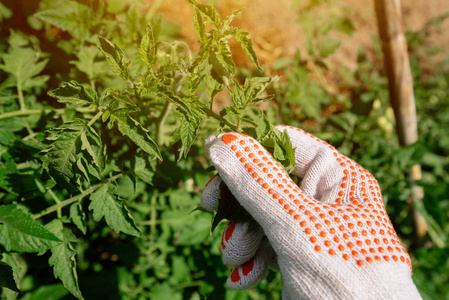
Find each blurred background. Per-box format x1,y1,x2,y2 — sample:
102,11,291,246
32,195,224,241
0,0,448,299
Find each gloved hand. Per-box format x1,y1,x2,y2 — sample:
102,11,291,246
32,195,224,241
201,126,422,299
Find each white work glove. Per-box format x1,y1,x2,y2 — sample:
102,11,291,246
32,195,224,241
201,126,422,299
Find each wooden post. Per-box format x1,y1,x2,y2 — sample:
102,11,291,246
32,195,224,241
374,0,427,245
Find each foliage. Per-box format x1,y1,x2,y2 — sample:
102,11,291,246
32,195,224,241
0,0,448,299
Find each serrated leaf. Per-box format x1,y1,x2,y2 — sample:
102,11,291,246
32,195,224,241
208,47,234,84
109,113,162,160
233,29,261,69
48,81,97,106
178,116,201,159
0,204,61,252
40,119,87,186
88,184,142,237
139,24,158,69
317,38,341,58
0,46,49,90
80,125,104,178
133,155,154,185
189,0,221,27
20,283,69,300
0,261,20,292
70,201,86,235
34,1,91,41
71,46,104,80
192,7,206,41
98,36,129,80
45,219,83,300
223,8,244,28
255,113,272,140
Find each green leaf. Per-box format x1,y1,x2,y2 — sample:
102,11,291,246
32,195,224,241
317,38,341,58
71,46,105,80
98,36,130,80
0,204,61,252
233,29,261,69
80,124,104,178
255,113,272,140
178,116,201,159
20,283,70,300
192,7,206,42
109,113,162,160
0,261,20,292
70,202,87,235
0,2,12,21
208,45,235,84
34,1,91,41
45,219,83,300
189,0,221,27
48,81,97,106
133,155,155,185
0,46,49,90
88,184,142,237
223,8,244,28
40,119,87,186
139,24,158,69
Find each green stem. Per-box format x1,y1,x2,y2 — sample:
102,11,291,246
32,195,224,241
201,107,239,132
156,102,172,146
0,107,95,121
146,0,163,20
47,189,62,219
33,173,123,219
17,80,26,111
149,193,157,243
87,110,103,127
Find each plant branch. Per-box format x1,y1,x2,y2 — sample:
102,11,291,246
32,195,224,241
17,80,26,111
201,107,239,131
33,173,123,219
0,107,96,121
87,110,103,127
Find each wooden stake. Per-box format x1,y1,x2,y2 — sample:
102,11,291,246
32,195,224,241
374,0,427,245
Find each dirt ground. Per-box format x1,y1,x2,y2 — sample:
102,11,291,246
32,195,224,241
153,0,449,73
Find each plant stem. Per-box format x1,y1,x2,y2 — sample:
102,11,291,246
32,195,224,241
17,80,26,111
0,107,95,121
156,102,172,146
201,107,239,132
87,110,103,127
33,173,122,219
47,188,62,219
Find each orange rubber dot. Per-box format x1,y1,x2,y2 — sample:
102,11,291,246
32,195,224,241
315,223,322,229
334,217,341,223
348,223,354,229
315,245,321,252
305,210,312,216
244,147,250,152
352,251,359,257
357,241,363,247
329,228,336,234
320,231,326,238
253,159,259,164
341,183,347,188
374,238,380,244
310,236,317,243
324,241,331,247
249,153,255,158
222,134,238,144
338,245,345,251
387,246,394,252
279,199,285,205
252,172,258,178
262,168,268,173
339,225,345,232
273,194,279,199
366,257,373,263
268,188,274,194
236,152,242,157
231,145,237,151
357,221,364,227
384,256,390,261
329,249,336,255
284,204,290,210
305,228,312,234
239,140,245,145
400,256,405,262
361,249,367,255
314,207,321,212
347,242,354,248
352,232,358,238
375,256,381,261
329,211,335,216
289,209,295,215
300,221,307,227
343,215,350,221
334,236,340,243
357,260,364,267
392,255,398,262
325,220,331,226
343,254,350,260
294,214,301,220
338,191,344,197
257,178,263,184
240,158,246,163
366,240,372,246
262,183,269,189
378,247,384,253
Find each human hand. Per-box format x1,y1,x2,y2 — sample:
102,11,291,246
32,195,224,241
201,126,422,299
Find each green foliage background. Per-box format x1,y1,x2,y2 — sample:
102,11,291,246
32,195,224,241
0,0,448,299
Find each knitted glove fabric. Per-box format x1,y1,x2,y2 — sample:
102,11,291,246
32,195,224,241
201,126,422,300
